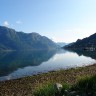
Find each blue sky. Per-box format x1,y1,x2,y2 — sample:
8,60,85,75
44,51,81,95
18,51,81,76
0,0,96,43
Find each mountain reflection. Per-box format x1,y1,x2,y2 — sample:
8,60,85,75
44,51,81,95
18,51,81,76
0,50,56,76
67,50,96,60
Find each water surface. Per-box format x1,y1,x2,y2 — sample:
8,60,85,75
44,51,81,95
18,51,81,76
0,49,96,81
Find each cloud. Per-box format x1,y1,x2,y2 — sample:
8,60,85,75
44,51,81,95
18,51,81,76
3,21,9,27
16,20,22,24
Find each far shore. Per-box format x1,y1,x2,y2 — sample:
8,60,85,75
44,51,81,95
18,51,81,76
0,64,96,96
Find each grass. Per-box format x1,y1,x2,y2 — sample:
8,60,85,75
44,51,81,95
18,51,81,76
34,75,96,96
71,75,96,95
34,83,70,96
34,83,56,96
0,64,96,96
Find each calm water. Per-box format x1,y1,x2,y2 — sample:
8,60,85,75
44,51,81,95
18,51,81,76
0,49,96,81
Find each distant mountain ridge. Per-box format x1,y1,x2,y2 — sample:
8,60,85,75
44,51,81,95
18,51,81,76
0,26,56,50
64,33,96,50
56,42,68,47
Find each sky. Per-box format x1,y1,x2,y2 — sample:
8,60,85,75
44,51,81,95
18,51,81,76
0,0,96,43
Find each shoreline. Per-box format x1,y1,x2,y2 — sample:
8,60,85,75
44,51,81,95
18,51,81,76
0,64,96,96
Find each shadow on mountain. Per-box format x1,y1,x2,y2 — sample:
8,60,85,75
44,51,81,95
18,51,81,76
0,49,56,76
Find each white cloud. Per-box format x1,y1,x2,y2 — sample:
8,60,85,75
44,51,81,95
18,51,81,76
3,21,9,27
16,20,22,24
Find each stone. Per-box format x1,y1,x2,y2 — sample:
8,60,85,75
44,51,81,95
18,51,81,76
54,83,63,91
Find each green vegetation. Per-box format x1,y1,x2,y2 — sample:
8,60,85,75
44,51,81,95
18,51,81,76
34,83,70,96
71,75,96,95
34,83,57,96
34,75,96,96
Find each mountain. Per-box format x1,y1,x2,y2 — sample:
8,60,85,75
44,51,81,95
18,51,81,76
64,33,96,50
0,26,56,50
56,42,68,47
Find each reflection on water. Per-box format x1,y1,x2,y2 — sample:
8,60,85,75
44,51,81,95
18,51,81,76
0,50,56,76
69,50,96,60
0,49,96,81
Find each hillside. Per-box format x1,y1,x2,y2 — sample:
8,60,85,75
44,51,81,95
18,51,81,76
64,33,96,50
0,26,56,50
